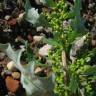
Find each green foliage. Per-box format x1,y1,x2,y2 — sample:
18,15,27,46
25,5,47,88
71,0,86,32
24,0,31,12
40,0,55,7
69,74,79,94
46,0,96,96
25,7,39,25
69,56,96,96
46,0,82,96
84,66,96,76
48,46,67,96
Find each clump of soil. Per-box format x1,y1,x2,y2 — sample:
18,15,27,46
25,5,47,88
81,0,96,31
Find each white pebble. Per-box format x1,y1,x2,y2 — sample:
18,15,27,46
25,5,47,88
5,15,10,20
39,44,52,56
7,61,16,71
33,36,43,42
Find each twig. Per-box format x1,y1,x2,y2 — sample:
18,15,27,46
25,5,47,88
62,50,67,70
61,50,68,85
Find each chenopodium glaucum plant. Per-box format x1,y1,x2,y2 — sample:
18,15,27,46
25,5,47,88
0,43,55,96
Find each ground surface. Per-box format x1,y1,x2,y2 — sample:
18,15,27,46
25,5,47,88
0,0,96,96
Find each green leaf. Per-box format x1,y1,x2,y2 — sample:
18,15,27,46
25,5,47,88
40,0,55,7
67,29,78,44
25,6,49,27
0,43,25,72
25,7,40,25
24,0,49,27
71,0,86,32
24,0,40,25
21,63,55,96
83,66,96,76
69,74,79,93
43,38,61,47
24,0,31,12
35,14,49,27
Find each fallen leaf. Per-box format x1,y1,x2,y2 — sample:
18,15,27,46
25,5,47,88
5,76,19,92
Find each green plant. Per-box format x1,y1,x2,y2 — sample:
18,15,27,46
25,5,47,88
45,0,96,96
45,1,77,95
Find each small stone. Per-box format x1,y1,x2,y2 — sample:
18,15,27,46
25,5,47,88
34,67,47,77
88,3,95,9
33,36,43,42
17,12,25,22
7,61,16,71
35,0,42,5
1,70,11,76
5,15,10,20
39,44,52,56
34,67,42,74
12,72,21,79
5,76,19,92
0,52,6,60
8,92,15,96
15,36,24,42
19,45,25,51
36,26,44,32
3,29,12,32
